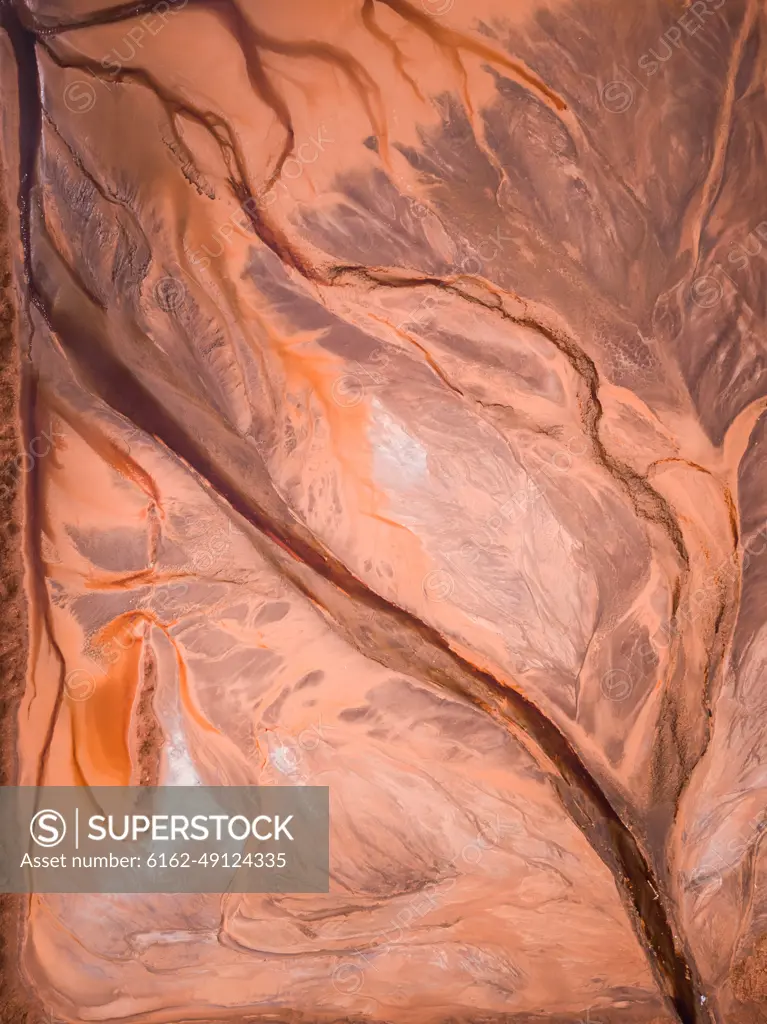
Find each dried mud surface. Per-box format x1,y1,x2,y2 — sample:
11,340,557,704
0,0,766,1022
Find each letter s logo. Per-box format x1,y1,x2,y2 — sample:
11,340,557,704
30,810,67,847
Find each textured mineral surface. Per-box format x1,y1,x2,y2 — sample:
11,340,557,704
0,0,766,1021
